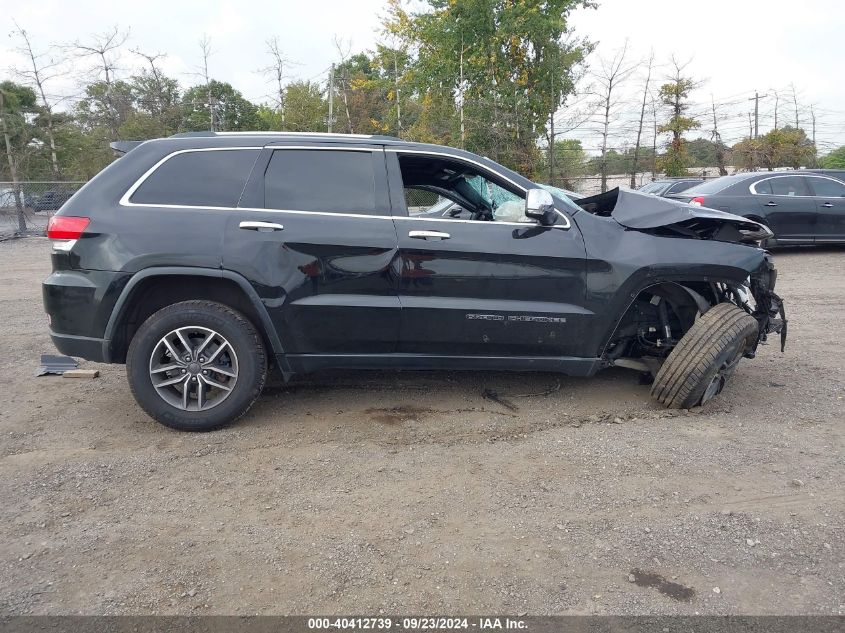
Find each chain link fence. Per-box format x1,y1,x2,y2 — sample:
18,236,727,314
0,182,86,237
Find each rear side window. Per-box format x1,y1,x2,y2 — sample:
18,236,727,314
667,180,699,194
753,179,773,195
264,149,376,213
684,174,750,195
770,176,809,197
130,149,259,207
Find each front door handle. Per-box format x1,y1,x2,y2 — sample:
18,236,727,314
821,202,834,208
239,221,284,232
764,201,778,207
409,230,450,240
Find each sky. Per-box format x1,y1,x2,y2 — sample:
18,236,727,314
2,0,844,154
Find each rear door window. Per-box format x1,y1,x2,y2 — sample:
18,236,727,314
130,149,259,207
769,176,810,197
264,149,377,214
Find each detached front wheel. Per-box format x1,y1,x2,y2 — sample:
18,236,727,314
651,302,758,409
126,300,267,431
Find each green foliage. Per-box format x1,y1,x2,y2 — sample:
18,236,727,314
282,81,329,132
545,139,587,187
732,126,816,171
819,145,845,169
0,81,39,180
182,80,260,132
385,0,592,176
686,137,730,168
656,75,699,177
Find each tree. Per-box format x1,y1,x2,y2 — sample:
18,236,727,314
819,146,845,169
541,138,587,189
630,49,654,188
655,58,700,177
589,41,635,192
281,81,328,132
384,0,591,176
258,36,296,129
182,81,260,132
71,26,130,138
130,50,182,137
732,126,815,171
0,82,38,231
11,22,64,179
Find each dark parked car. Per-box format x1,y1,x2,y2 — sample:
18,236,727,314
44,132,785,431
667,171,845,245
32,189,75,212
638,178,704,197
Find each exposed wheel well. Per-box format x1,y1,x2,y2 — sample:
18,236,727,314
109,276,272,363
604,281,717,361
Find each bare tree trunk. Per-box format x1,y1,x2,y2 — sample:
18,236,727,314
198,35,216,132
711,96,727,176
651,98,658,179
599,97,610,193
591,42,632,193
630,50,653,189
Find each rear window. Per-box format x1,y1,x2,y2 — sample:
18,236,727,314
130,149,259,207
683,174,751,195
638,181,666,194
667,180,701,194
264,149,376,213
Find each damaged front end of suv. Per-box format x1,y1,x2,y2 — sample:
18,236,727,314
577,188,787,408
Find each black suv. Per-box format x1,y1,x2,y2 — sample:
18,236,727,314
43,132,786,431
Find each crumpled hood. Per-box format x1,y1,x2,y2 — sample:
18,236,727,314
576,188,771,243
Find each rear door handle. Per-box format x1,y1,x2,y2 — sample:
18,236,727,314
239,221,284,232
821,202,834,208
764,201,778,207
409,230,450,240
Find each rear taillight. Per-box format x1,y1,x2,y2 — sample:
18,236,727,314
689,196,705,207
47,216,89,251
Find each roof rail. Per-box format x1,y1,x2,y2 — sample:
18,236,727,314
168,131,402,141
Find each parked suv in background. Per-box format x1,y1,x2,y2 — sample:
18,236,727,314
668,171,845,245
44,132,785,431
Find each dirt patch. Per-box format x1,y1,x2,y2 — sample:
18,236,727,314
630,569,695,602
0,238,843,615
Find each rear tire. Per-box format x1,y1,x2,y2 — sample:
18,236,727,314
650,302,758,409
126,300,267,431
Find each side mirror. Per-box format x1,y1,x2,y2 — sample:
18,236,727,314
525,188,556,226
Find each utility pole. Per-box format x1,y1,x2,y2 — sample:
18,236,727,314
711,95,727,176
748,112,753,138
328,63,334,133
748,91,765,138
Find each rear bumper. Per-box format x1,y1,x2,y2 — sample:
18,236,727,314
49,331,107,362
43,269,130,363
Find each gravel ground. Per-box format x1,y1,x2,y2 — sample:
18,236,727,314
0,237,842,615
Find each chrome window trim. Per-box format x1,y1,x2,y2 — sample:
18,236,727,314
120,146,263,207
119,145,573,229
387,148,572,229
748,174,845,197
